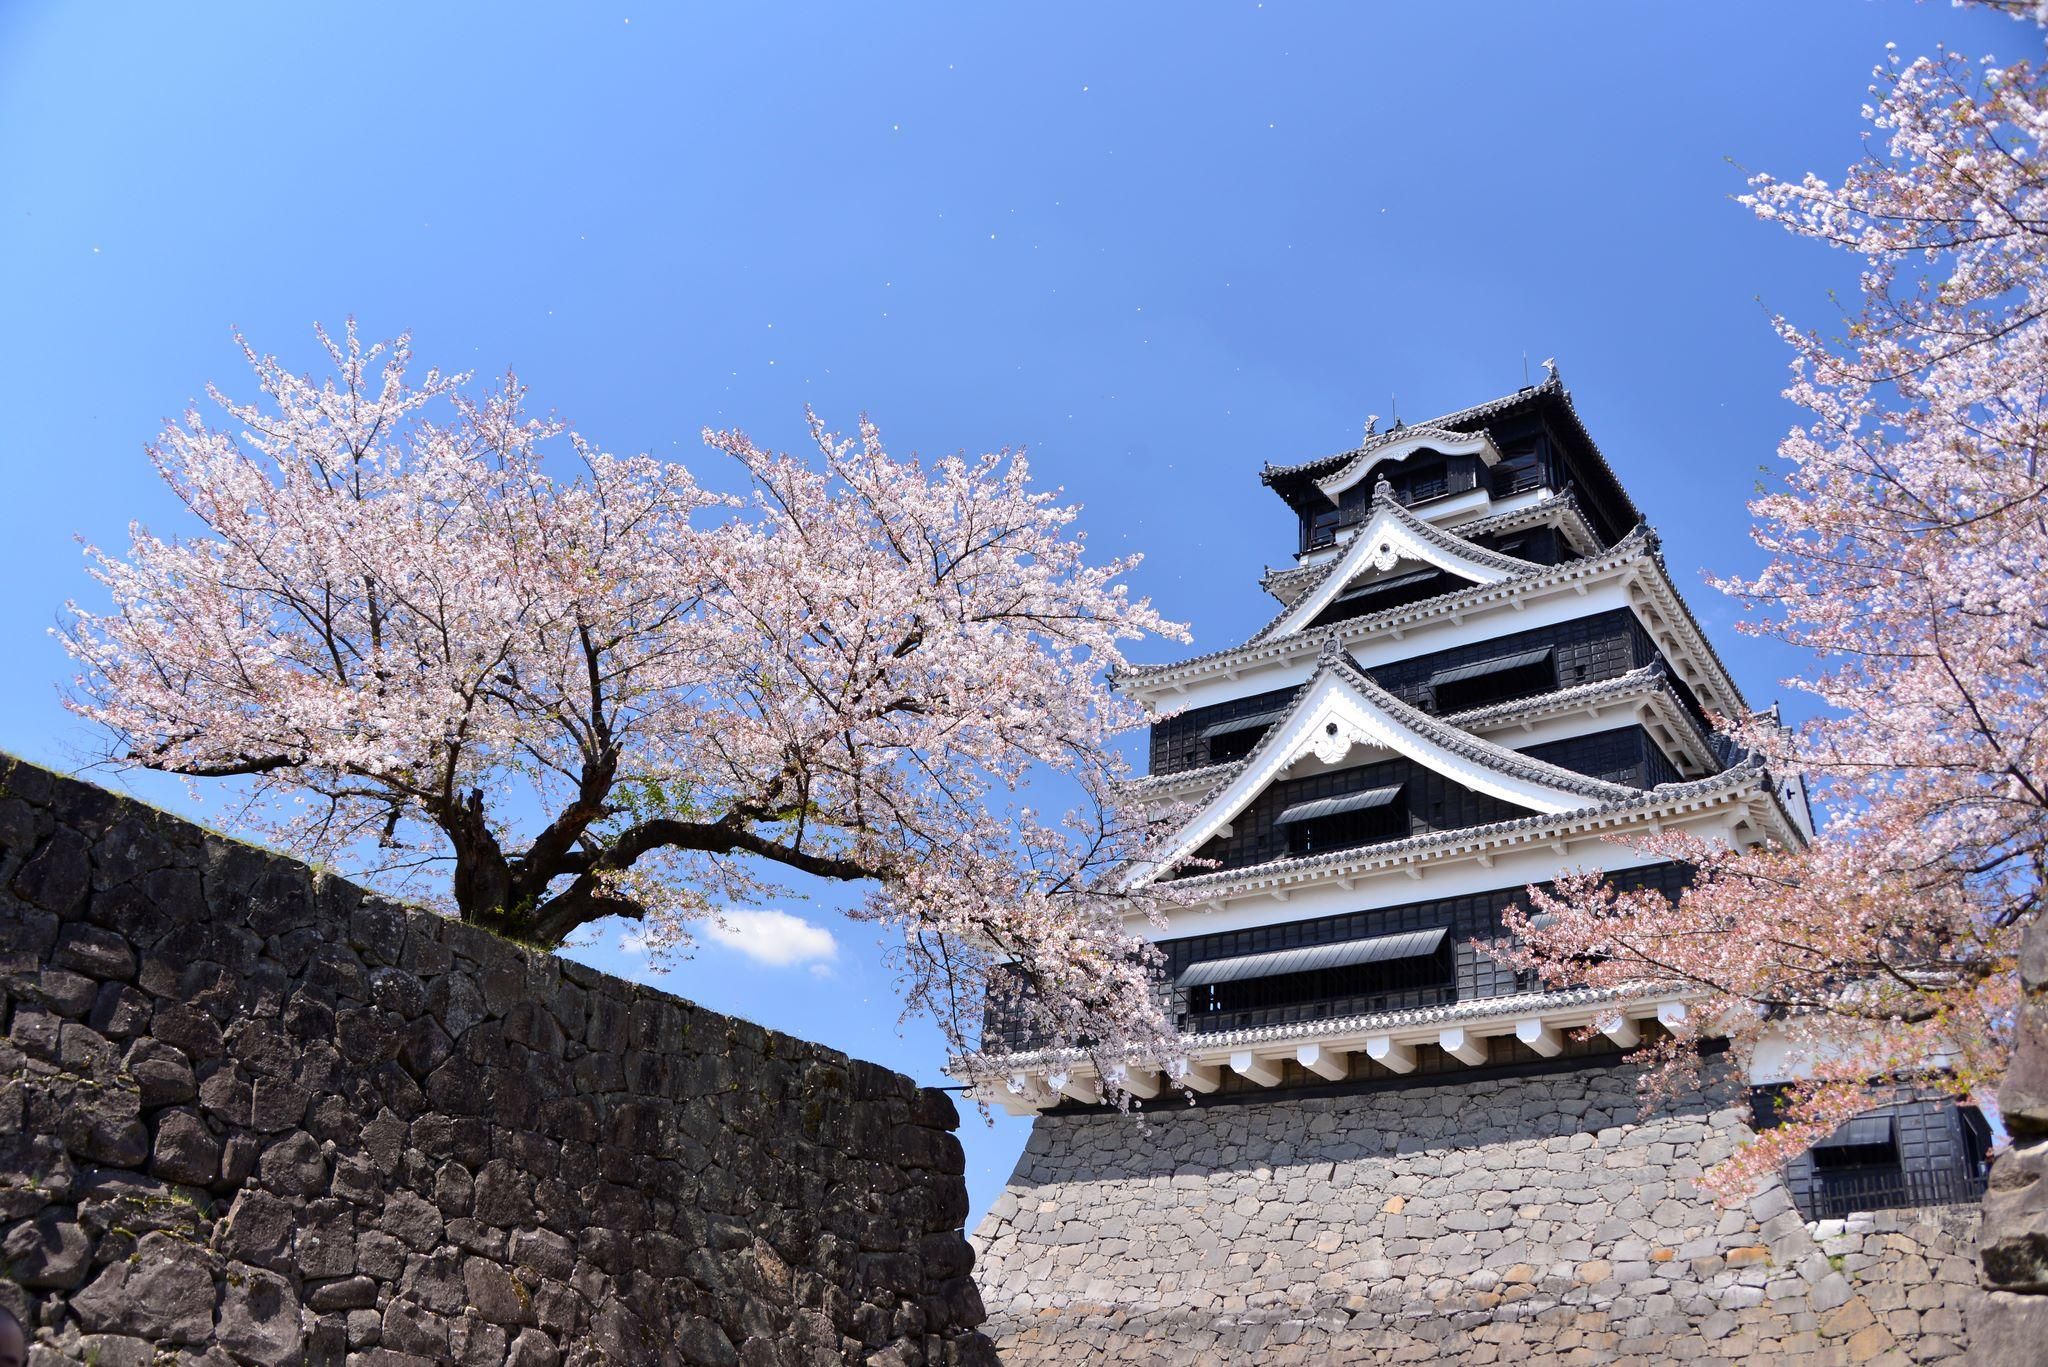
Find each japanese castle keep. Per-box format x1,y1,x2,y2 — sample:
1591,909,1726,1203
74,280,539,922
963,375,1991,1363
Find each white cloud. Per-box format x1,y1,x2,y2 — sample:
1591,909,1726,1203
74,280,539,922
704,909,840,969
617,928,654,955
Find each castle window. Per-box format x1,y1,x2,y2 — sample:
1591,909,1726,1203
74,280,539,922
1491,444,1544,496
1811,1116,1899,1172
1305,506,1341,550
1807,1116,1906,1217
1752,1090,1993,1219
1200,709,1283,764
1428,647,1556,713
1276,783,1407,855
1308,568,1456,628
1178,925,1454,1033
1400,459,1449,504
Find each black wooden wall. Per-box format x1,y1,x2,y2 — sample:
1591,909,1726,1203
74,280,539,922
1148,609,1672,778
978,862,1698,1053
1175,725,1671,877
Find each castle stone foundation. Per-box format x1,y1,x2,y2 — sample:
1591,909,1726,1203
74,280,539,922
970,1061,1979,1364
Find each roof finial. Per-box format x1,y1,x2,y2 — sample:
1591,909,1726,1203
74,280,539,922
1541,356,1560,386
1363,414,1380,441
1316,634,1346,668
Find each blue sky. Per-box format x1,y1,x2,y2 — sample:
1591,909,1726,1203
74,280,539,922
0,2,2021,1226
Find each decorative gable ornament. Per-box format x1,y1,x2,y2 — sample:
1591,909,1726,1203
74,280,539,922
1261,485,1538,639
1308,718,1360,767
1126,645,1639,888
1314,426,1505,503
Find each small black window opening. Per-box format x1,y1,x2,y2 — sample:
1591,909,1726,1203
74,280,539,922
1402,459,1449,504
1180,929,1456,1032
1305,506,1341,550
1208,728,1262,764
1186,949,1452,1022
1811,1137,1900,1172
1491,446,1543,497
1199,709,1283,765
1429,649,1558,713
1307,568,1458,629
1278,784,1409,856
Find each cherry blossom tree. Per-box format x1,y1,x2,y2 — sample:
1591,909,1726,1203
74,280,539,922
61,323,1188,1072
1505,10,2047,1197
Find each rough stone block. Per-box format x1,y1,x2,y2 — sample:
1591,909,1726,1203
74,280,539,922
69,1230,216,1345
0,758,989,1365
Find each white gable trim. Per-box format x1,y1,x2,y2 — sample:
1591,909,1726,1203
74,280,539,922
1266,501,1527,639
1316,427,1504,502
1131,666,1615,888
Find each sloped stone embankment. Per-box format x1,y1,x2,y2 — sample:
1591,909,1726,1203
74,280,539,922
0,755,994,1366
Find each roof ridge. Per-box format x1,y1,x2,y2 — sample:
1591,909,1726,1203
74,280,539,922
1242,489,1539,646
1123,524,1656,686
1259,490,1593,601
1322,652,1639,805
1431,663,1664,728
1134,649,1648,884
1368,481,1536,575
1161,756,1771,893
1130,664,1720,803
1127,663,1678,798
1260,377,1564,485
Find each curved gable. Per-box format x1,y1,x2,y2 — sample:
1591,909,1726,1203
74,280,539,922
1129,647,1638,887
1262,487,1536,639
1315,426,1504,502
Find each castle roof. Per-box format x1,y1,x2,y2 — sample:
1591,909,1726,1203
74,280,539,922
1247,482,1538,643
1260,372,1640,518
970,982,1677,1073
1159,755,1785,901
1259,491,1602,606
1118,525,1750,721
1305,426,1505,503
1123,662,1728,805
1127,643,1646,889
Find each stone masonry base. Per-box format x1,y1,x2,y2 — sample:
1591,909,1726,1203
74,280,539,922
969,1061,1979,1364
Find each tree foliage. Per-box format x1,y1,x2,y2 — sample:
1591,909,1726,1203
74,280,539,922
62,325,1188,1068
1507,14,2048,1196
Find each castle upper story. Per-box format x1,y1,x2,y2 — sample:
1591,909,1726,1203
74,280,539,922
970,374,1811,1112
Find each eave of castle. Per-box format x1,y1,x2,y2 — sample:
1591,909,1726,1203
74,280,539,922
1260,490,1603,606
1261,381,1562,484
1309,426,1505,503
1259,375,1643,532
1125,646,1648,890
1123,664,1723,807
969,982,1689,1079
1118,527,1748,723
1249,481,1543,641
1144,758,1795,915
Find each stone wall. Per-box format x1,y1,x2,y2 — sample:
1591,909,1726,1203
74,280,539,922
1975,917,2048,1361
971,1060,1979,1363
0,754,994,1366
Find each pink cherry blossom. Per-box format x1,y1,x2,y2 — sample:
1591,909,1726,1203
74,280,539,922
61,322,1190,1076
1506,11,2045,1198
